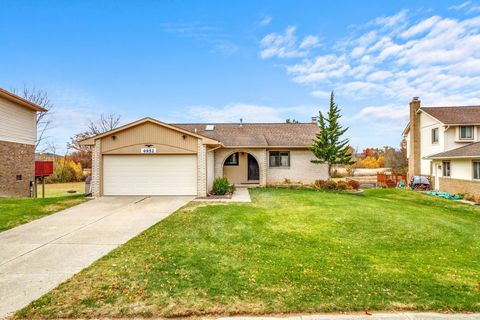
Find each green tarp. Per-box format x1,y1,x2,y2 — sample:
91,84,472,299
425,191,462,200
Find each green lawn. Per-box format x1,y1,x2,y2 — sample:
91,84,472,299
0,194,85,232
16,188,480,318
43,182,85,197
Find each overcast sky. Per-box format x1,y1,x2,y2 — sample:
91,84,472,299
1,0,480,152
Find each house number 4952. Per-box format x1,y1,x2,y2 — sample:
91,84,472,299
141,148,156,154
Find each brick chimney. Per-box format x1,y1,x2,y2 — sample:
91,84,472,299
408,97,421,177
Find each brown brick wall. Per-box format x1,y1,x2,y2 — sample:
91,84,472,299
0,140,34,197
408,97,421,178
439,177,480,196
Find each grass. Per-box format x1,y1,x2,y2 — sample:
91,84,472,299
43,182,85,197
16,188,480,318
0,182,86,232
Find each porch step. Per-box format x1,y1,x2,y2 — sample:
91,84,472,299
235,183,260,188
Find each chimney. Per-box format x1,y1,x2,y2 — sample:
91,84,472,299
239,118,243,127
408,97,421,178
311,116,318,123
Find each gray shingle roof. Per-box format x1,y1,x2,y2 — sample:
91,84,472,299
172,123,319,147
422,106,480,125
428,142,480,159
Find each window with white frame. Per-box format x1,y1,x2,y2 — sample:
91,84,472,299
442,161,451,177
432,127,439,143
269,151,290,167
459,126,474,140
473,161,480,179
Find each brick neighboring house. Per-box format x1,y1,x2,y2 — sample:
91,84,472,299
403,97,480,195
0,88,47,197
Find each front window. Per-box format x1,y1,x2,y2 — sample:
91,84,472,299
473,162,480,179
432,127,439,143
442,161,451,177
460,126,474,140
269,151,290,167
224,153,239,166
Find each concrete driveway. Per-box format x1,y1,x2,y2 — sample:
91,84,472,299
0,195,193,319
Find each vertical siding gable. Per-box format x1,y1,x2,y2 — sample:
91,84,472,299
100,121,199,153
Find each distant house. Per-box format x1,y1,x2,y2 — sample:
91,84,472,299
403,97,480,195
80,117,328,197
0,89,47,197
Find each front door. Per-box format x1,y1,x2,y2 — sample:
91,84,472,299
248,154,259,181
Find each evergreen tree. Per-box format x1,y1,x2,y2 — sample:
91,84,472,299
310,91,354,177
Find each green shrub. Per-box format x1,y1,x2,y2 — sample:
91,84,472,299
212,177,230,195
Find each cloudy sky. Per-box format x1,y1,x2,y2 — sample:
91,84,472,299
1,0,480,152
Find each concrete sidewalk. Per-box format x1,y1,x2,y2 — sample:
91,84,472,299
219,313,480,320
0,195,193,319
230,187,252,202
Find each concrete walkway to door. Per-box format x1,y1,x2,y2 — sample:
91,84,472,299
0,195,193,319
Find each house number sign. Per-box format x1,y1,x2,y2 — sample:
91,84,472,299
141,147,157,154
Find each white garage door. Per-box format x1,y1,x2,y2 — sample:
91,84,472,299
103,154,197,196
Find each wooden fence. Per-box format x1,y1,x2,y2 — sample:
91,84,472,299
377,173,408,188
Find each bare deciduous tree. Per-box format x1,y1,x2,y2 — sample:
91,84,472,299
87,113,122,135
12,86,53,152
68,113,122,169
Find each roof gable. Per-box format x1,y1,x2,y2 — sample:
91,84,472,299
421,106,480,125
80,118,221,146
0,88,47,112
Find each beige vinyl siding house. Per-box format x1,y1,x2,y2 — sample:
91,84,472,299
404,97,480,196
0,88,47,197
81,118,215,197
0,97,37,145
81,118,328,197
426,143,480,196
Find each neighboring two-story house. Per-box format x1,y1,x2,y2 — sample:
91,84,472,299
403,97,480,195
0,88,47,197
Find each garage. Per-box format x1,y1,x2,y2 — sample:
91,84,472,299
80,118,221,197
103,154,197,196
